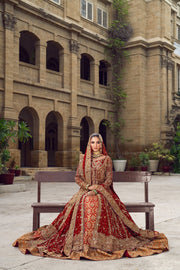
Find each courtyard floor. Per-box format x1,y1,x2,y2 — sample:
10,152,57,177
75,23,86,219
0,173,180,270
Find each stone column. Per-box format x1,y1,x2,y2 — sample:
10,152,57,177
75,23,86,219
92,59,99,96
1,8,21,166
36,41,46,85
31,115,48,167
1,10,17,119
13,31,20,80
65,36,81,168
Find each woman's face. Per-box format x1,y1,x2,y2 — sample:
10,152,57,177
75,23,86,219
90,136,101,153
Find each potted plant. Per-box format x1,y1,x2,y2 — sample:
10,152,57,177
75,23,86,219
139,152,149,171
0,149,15,184
0,155,5,184
128,155,140,171
159,150,175,173
0,119,31,184
15,165,21,176
8,158,21,176
8,157,16,174
145,142,163,172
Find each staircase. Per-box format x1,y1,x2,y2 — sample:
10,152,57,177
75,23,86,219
21,167,73,179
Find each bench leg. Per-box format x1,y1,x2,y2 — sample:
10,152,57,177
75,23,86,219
33,209,40,231
145,208,154,231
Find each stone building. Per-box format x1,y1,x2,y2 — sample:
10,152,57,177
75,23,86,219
0,0,114,168
0,0,180,169
122,0,180,154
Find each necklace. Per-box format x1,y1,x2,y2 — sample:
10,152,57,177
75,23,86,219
92,151,102,158
92,154,102,158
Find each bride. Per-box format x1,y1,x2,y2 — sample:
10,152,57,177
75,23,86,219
13,133,168,260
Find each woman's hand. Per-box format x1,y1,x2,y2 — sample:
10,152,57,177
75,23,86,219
88,184,98,190
85,191,96,196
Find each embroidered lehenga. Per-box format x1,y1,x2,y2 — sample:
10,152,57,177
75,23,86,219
13,134,168,260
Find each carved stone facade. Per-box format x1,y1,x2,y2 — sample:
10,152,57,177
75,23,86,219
2,12,16,31
0,0,180,169
69,40,79,54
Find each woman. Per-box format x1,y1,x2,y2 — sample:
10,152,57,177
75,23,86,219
13,133,168,260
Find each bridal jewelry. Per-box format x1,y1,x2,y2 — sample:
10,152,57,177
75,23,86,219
92,151,102,158
92,154,102,158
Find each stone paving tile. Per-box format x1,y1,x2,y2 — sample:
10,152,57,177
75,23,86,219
0,175,180,270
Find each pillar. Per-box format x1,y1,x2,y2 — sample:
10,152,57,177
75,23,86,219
1,8,17,119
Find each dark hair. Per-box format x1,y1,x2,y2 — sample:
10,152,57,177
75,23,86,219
90,133,100,139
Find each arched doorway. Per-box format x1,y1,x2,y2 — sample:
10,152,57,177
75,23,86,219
45,111,63,167
46,112,57,167
99,120,107,146
19,107,39,167
80,117,94,153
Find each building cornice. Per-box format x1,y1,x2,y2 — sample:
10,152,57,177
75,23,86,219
77,93,113,105
126,36,175,51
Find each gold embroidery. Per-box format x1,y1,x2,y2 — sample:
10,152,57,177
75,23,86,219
13,136,168,260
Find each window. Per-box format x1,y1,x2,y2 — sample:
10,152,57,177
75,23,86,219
177,25,180,41
99,60,108,86
97,7,108,28
19,31,38,65
51,0,60,4
177,65,180,94
81,54,91,81
46,41,60,72
81,0,93,21
177,4,180,17
171,10,175,38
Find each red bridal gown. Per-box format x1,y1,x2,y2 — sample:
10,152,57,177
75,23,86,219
13,155,168,260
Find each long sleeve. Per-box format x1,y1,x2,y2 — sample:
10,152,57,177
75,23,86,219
102,156,113,188
75,156,87,190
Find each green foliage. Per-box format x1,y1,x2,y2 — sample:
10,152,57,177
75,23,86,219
0,119,32,173
145,142,164,160
18,121,32,143
128,155,140,168
0,120,16,150
139,152,149,166
105,0,133,158
0,149,11,165
145,142,175,167
170,123,180,173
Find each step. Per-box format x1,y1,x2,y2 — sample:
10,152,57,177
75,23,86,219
21,167,72,179
0,182,26,194
0,176,32,194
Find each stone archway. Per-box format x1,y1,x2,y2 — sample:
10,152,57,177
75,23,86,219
45,111,63,167
80,116,94,153
19,107,39,167
99,120,107,146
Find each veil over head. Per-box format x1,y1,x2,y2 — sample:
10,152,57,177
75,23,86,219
82,133,108,184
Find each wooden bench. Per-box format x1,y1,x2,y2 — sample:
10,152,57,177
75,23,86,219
31,171,155,231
